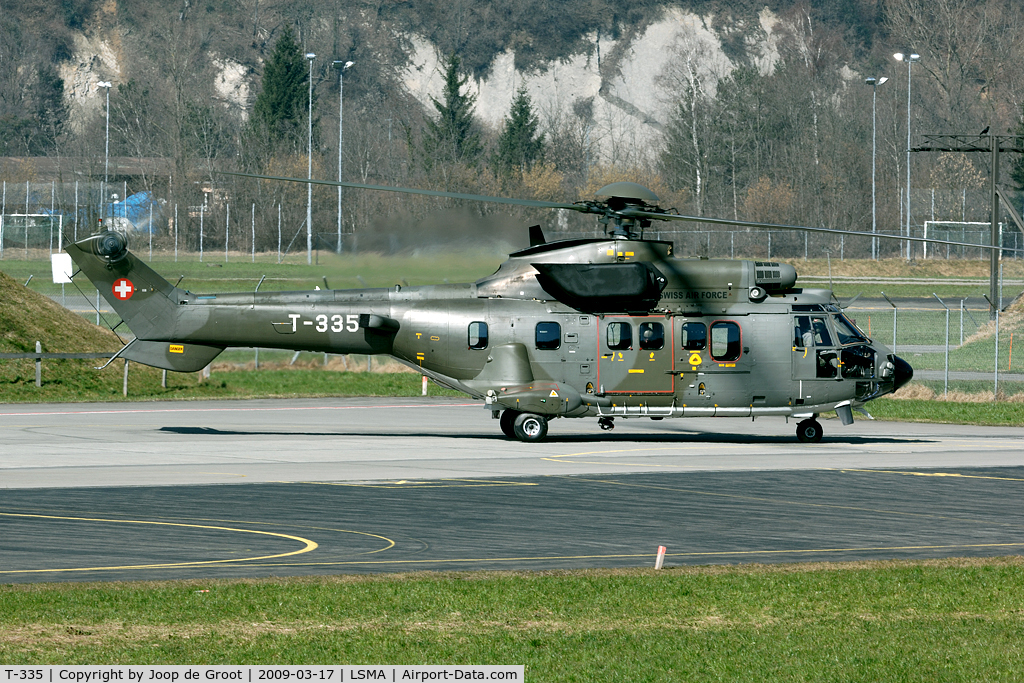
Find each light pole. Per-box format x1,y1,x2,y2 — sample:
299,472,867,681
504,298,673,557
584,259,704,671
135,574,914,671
865,76,888,261
97,81,112,225
305,52,316,265
332,60,353,254
894,52,919,260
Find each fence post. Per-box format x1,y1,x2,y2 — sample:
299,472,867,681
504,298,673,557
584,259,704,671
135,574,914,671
933,294,950,396
960,299,964,346
35,341,41,387
882,292,897,353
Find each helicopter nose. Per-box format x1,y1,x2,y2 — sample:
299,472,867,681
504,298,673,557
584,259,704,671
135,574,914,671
892,355,913,391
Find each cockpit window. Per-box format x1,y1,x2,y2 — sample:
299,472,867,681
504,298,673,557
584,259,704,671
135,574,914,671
833,314,868,345
810,317,834,347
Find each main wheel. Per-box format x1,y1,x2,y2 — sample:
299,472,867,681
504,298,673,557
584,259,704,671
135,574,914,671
513,413,549,442
499,409,520,439
796,419,823,443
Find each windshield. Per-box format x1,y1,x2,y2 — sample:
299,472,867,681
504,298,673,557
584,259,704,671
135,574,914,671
833,314,868,345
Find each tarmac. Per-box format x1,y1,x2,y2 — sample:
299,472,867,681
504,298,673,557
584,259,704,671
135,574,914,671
2,397,1022,583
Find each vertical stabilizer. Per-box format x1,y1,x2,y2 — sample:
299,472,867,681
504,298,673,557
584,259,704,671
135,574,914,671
66,232,181,341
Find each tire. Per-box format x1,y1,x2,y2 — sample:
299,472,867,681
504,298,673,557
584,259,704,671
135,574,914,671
513,413,549,442
499,410,519,439
796,419,823,443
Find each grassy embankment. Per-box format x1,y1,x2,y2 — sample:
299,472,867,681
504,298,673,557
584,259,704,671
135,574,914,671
3,560,1024,677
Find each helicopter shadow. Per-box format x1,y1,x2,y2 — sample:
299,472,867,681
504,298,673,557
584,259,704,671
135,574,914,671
158,426,930,445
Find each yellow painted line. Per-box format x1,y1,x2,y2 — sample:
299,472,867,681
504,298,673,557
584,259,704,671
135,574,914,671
134,516,396,556
0,513,318,575
294,479,538,489
828,468,1024,482
222,542,1024,568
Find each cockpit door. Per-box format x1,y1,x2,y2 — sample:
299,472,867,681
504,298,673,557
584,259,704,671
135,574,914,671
792,315,840,381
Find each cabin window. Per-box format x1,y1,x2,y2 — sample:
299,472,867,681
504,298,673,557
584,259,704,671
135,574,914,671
639,322,665,350
535,321,561,350
468,321,488,349
710,321,741,361
606,322,632,350
681,322,707,350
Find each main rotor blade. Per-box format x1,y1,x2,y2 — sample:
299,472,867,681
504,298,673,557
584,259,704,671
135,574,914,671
629,210,1023,255
220,171,584,212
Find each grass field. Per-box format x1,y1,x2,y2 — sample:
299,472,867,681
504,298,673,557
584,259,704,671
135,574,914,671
3,559,1024,678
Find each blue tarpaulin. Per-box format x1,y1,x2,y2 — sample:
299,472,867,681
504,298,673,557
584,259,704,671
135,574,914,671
105,191,161,233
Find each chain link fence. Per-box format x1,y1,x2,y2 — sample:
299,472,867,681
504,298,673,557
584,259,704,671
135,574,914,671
3,180,1024,263
846,299,1022,398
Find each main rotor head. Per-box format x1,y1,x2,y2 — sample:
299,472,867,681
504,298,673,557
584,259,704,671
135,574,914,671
575,182,668,240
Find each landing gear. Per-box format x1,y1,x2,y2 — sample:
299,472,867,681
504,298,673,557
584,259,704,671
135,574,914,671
513,413,548,442
499,409,519,439
598,416,615,431
796,418,823,443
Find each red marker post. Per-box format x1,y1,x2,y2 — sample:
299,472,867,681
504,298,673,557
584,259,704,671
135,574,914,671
655,545,667,570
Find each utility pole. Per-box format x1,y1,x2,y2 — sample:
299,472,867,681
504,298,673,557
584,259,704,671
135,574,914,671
913,133,1024,319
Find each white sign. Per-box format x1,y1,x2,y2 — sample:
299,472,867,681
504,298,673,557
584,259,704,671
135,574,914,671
51,253,73,283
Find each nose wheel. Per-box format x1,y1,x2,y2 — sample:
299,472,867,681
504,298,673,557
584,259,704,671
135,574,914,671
598,417,615,431
796,418,823,443
513,413,548,442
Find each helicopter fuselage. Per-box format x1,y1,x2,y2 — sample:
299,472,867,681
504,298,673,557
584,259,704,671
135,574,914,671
66,233,912,441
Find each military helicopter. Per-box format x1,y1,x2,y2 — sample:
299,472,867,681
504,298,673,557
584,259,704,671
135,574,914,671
65,178,935,443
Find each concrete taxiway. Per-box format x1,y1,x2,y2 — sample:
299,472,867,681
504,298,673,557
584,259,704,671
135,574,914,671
1,397,1022,582
1,397,1022,488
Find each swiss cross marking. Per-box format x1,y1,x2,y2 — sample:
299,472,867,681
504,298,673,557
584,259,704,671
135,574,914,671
112,278,135,300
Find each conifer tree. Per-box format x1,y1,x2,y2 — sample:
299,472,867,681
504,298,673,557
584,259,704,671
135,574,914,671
494,87,545,181
422,53,481,169
251,25,309,148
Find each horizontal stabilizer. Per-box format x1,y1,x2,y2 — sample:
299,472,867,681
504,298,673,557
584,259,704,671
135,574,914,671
121,339,225,372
